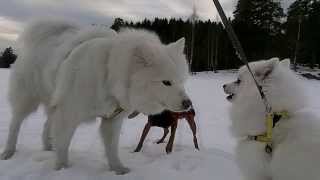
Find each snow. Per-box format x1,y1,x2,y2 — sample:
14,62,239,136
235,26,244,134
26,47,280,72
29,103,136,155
0,69,319,180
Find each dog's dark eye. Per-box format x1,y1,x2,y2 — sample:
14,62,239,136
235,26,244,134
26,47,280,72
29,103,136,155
235,79,241,84
162,80,172,86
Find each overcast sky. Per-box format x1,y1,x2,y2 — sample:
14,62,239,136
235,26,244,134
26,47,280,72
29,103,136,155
0,0,294,50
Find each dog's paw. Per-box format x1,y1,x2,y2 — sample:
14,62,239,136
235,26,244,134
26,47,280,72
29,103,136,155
43,138,53,151
166,145,173,154
54,161,70,170
156,140,165,144
133,147,141,153
0,149,15,160
43,144,53,151
110,165,130,175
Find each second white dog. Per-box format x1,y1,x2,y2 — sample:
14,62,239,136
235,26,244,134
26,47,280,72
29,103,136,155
224,58,320,180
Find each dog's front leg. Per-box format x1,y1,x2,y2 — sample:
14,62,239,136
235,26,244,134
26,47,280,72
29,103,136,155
134,122,151,152
100,111,130,175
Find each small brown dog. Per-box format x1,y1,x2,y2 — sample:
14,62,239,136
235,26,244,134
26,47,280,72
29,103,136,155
133,108,199,153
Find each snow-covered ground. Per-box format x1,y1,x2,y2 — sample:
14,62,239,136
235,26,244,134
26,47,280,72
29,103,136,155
0,69,319,180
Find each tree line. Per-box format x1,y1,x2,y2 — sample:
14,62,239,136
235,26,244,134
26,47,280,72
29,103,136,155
111,0,320,72
1,0,319,72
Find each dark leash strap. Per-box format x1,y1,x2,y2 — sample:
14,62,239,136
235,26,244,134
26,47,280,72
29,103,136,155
211,0,272,114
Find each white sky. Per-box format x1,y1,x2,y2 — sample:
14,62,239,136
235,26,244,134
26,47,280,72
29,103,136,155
0,0,294,50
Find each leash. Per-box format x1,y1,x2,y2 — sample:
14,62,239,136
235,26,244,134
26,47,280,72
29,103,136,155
211,0,272,114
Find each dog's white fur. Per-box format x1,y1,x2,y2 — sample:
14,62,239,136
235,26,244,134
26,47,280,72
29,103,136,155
1,19,190,174
224,58,320,180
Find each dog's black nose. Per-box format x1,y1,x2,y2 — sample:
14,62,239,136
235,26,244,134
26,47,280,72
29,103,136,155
223,84,226,89
182,99,192,110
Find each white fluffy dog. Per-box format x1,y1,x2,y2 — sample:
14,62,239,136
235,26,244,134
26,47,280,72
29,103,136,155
1,19,191,174
224,58,320,180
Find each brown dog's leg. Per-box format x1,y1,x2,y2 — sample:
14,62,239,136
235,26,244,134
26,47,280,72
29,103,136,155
134,122,151,152
186,115,199,150
166,121,178,153
156,128,169,144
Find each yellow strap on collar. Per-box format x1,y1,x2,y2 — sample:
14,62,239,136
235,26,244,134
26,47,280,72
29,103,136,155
278,110,289,119
248,110,289,153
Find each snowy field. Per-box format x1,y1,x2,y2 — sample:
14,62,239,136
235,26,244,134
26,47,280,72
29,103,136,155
0,69,319,180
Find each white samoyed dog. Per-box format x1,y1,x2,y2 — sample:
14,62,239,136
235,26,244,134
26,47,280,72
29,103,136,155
224,58,320,180
1,19,192,174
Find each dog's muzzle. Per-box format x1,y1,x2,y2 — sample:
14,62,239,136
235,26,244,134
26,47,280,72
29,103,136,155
223,84,235,101
182,99,192,110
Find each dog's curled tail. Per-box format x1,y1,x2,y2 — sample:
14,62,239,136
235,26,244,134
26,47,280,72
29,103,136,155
18,18,79,51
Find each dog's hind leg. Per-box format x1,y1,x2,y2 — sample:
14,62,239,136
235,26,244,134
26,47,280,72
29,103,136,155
100,111,130,175
166,121,178,154
156,128,169,144
51,108,78,170
42,107,54,151
1,90,39,160
186,116,199,150
134,122,151,152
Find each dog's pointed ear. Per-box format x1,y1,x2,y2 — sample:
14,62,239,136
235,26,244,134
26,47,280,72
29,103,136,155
167,37,185,54
280,58,291,68
133,45,153,67
255,58,279,79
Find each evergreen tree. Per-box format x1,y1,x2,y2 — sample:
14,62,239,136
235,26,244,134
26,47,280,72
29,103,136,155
234,0,284,34
286,0,320,68
0,47,17,68
306,0,320,68
233,0,285,61
110,18,125,31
